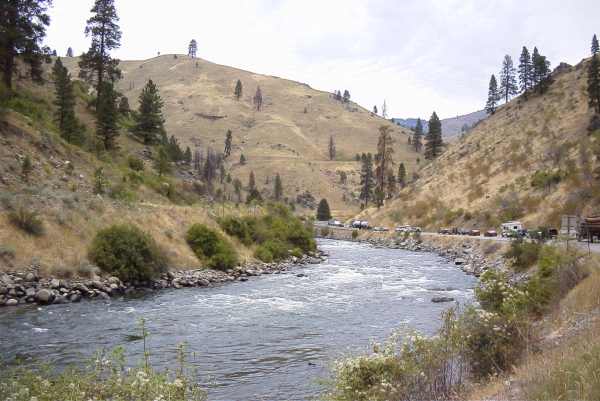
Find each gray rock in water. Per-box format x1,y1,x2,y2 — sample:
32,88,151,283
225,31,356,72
25,272,37,282
36,289,54,304
296,273,306,277
98,291,110,300
5,298,18,306
69,293,82,303
454,258,466,265
431,296,455,303
25,287,36,297
50,278,61,289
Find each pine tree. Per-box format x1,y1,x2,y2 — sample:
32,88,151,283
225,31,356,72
167,135,184,161
248,170,256,191
154,147,171,176
0,0,51,90
382,100,388,119
424,112,443,159
253,86,263,111
66,47,74,57
518,46,533,93
485,74,500,115
398,162,407,188
234,79,243,100
386,171,396,198
224,130,232,158
132,79,165,144
316,199,332,221
373,105,378,115
52,58,82,144
413,118,423,152
274,173,283,201
328,135,336,160
202,150,216,185
588,54,600,114
374,126,395,206
359,153,374,207
79,0,122,104
184,146,192,164
499,55,518,103
532,47,551,93
342,90,350,103
95,81,119,150
233,178,242,203
188,39,197,58
239,154,246,165
592,34,599,56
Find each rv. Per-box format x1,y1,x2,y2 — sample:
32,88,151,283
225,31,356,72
501,221,524,237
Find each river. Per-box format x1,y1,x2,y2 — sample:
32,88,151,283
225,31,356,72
0,239,477,401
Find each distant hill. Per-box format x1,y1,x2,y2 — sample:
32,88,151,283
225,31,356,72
392,110,487,140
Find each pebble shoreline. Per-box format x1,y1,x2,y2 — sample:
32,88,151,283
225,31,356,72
0,252,327,308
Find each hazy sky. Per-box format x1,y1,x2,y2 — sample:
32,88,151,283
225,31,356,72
46,0,600,119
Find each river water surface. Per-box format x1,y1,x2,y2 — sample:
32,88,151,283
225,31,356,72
0,239,477,401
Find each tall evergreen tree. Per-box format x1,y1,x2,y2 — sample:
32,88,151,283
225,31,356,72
485,74,500,115
248,170,256,191
398,162,407,188
342,90,350,103
374,126,394,206
52,58,82,144
233,178,242,203
328,135,336,160
359,153,374,207
154,146,171,176
239,153,246,165
588,54,600,114
184,146,192,164
167,135,184,161
316,199,332,221
66,47,74,57
0,0,51,90
95,81,119,150
78,0,122,103
413,118,423,152
373,105,378,115
188,39,197,58
253,86,263,111
518,46,533,93
424,112,443,159
234,79,243,100
499,55,518,103
532,47,551,93
202,150,217,185
274,173,283,201
132,79,165,144
386,171,396,198
224,129,233,158
592,34,599,56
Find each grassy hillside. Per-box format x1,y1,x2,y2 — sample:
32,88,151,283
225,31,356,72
363,58,599,231
60,55,419,219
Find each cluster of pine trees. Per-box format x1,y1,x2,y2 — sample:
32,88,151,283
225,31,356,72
485,46,551,114
333,89,351,103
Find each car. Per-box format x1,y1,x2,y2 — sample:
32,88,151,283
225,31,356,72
484,230,498,237
469,229,481,236
373,226,389,232
438,228,451,234
351,220,362,229
458,228,470,235
328,220,343,227
360,221,370,230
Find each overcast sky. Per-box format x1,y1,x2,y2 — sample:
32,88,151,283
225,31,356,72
45,0,600,119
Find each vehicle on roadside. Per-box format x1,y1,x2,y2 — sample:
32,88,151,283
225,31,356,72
328,220,343,227
395,225,409,233
373,226,389,232
412,226,422,233
484,230,497,237
351,220,362,229
438,228,451,234
360,221,370,230
501,221,524,237
469,229,481,236
458,228,470,235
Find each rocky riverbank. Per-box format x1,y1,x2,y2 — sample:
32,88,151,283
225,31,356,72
356,235,507,277
0,252,327,308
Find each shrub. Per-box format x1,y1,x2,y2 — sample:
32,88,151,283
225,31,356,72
531,170,562,190
320,227,330,237
127,155,145,171
186,224,238,270
9,206,45,236
88,224,168,281
218,216,253,245
254,246,273,263
504,239,542,271
351,230,359,240
255,239,288,262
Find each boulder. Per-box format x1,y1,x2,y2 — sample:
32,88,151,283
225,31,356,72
431,296,455,303
69,293,82,303
50,278,61,289
454,258,466,266
36,289,54,304
5,298,18,306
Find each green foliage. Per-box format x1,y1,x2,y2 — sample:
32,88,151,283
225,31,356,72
316,198,332,221
88,224,167,281
132,79,165,144
95,81,120,150
186,224,238,270
530,170,562,190
93,167,108,194
504,239,542,271
52,58,84,145
127,155,144,171
9,206,45,236
154,146,171,176
351,230,359,240
218,204,316,262
21,155,33,181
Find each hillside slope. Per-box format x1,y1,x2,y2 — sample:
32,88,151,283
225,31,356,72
61,55,419,219
364,58,599,230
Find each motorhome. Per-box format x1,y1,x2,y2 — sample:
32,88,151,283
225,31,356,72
501,221,523,237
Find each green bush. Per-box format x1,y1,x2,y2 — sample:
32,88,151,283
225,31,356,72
351,230,359,239
218,216,253,245
255,239,288,262
254,246,273,263
9,206,45,236
531,169,562,190
186,224,238,270
127,155,145,171
504,239,542,271
88,224,167,281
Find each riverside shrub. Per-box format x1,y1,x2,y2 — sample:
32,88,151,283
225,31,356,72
89,224,167,281
186,224,238,270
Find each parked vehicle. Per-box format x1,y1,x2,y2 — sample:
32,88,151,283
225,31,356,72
484,230,498,237
501,221,524,237
438,228,451,234
373,226,389,232
360,221,370,230
469,229,481,236
578,216,600,242
351,220,362,229
457,228,470,235
395,225,410,233
328,220,343,227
